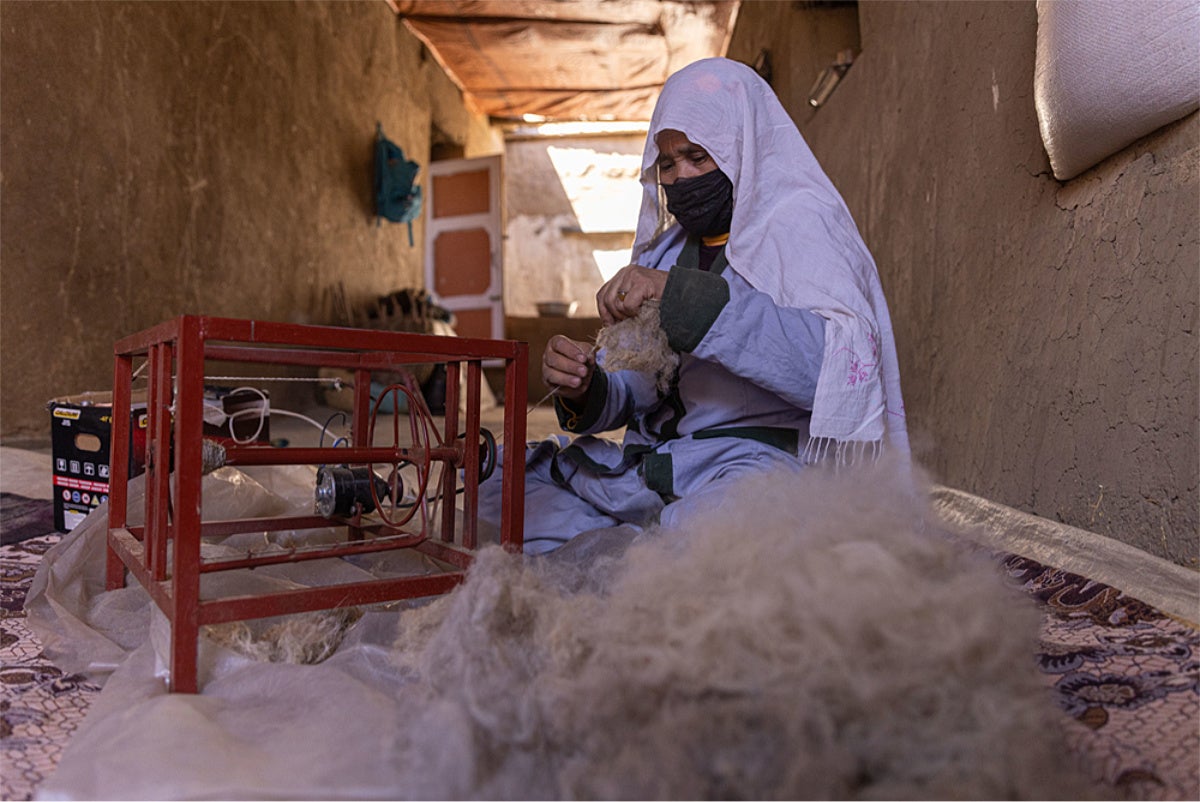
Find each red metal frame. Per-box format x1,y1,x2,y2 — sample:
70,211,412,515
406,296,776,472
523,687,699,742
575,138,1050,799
106,315,527,692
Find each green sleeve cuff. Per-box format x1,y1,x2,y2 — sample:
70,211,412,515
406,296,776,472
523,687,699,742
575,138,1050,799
659,265,730,353
555,369,609,432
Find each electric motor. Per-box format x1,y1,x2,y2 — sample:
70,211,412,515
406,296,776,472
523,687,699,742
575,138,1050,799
314,465,396,518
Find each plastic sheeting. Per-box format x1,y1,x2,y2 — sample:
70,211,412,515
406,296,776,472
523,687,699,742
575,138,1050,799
26,462,1097,800
1035,0,1200,181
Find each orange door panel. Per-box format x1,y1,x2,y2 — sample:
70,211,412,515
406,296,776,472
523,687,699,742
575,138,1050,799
425,156,503,343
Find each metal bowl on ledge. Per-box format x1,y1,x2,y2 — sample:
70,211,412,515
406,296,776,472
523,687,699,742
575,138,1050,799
536,300,578,317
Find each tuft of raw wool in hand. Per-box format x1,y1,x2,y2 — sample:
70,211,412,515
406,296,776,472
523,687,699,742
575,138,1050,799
595,301,679,395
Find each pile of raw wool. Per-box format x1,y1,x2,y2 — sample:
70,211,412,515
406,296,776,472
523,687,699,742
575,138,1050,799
205,607,362,665
595,300,679,394
388,464,1096,800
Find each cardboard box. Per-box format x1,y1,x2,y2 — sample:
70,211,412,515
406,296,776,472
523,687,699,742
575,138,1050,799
48,387,271,532
48,392,148,533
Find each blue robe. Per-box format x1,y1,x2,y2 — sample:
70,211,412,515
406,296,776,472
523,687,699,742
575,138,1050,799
481,227,826,554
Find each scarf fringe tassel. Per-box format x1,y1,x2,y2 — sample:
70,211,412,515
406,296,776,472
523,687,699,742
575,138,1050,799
802,437,883,468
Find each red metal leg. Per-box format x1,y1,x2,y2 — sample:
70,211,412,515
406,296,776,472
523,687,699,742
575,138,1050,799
501,348,528,552
461,361,482,550
147,342,173,581
169,318,205,693
106,353,133,591
439,362,460,542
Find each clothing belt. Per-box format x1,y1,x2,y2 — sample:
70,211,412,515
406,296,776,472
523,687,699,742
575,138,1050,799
548,426,799,500
693,425,801,455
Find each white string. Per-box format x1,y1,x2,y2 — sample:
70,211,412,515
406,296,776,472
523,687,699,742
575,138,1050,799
209,386,339,445
155,375,350,445
226,386,270,444
529,342,600,414
129,369,349,388
204,375,351,386
225,408,335,444
531,386,561,410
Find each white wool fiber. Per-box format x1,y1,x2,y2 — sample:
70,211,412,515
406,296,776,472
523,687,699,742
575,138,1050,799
596,301,679,395
206,608,362,665
391,465,1094,799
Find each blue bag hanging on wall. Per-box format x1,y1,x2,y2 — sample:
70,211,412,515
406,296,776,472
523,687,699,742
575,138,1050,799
374,122,423,245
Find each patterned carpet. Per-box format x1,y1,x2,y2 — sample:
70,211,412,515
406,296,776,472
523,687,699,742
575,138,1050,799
1001,555,1199,799
1,532,101,801
1,497,1197,800
0,494,57,547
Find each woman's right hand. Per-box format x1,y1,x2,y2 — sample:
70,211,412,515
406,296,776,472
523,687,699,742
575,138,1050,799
542,335,595,402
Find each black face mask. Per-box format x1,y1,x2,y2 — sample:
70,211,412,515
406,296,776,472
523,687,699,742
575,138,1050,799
661,168,734,238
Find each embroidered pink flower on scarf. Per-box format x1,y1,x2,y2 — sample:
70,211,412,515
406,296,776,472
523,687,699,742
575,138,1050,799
847,359,871,386
846,332,880,386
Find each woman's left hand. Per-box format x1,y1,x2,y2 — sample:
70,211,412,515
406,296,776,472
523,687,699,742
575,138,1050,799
596,265,668,326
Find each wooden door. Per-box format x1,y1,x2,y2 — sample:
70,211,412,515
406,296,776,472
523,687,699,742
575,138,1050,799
424,155,503,341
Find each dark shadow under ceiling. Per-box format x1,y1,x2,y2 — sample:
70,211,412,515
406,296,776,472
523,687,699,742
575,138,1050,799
390,0,740,121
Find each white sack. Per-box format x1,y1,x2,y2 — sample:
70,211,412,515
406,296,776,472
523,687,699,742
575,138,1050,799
1035,0,1200,181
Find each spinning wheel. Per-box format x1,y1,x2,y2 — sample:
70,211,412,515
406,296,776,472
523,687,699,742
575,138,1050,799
104,316,528,692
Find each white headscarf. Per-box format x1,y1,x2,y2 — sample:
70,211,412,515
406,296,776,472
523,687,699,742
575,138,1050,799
633,57,909,460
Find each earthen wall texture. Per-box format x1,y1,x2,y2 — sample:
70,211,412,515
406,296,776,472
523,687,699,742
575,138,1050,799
728,0,1198,566
1,1,492,436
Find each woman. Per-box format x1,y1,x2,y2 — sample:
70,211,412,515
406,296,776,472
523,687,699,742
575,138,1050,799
486,57,908,555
